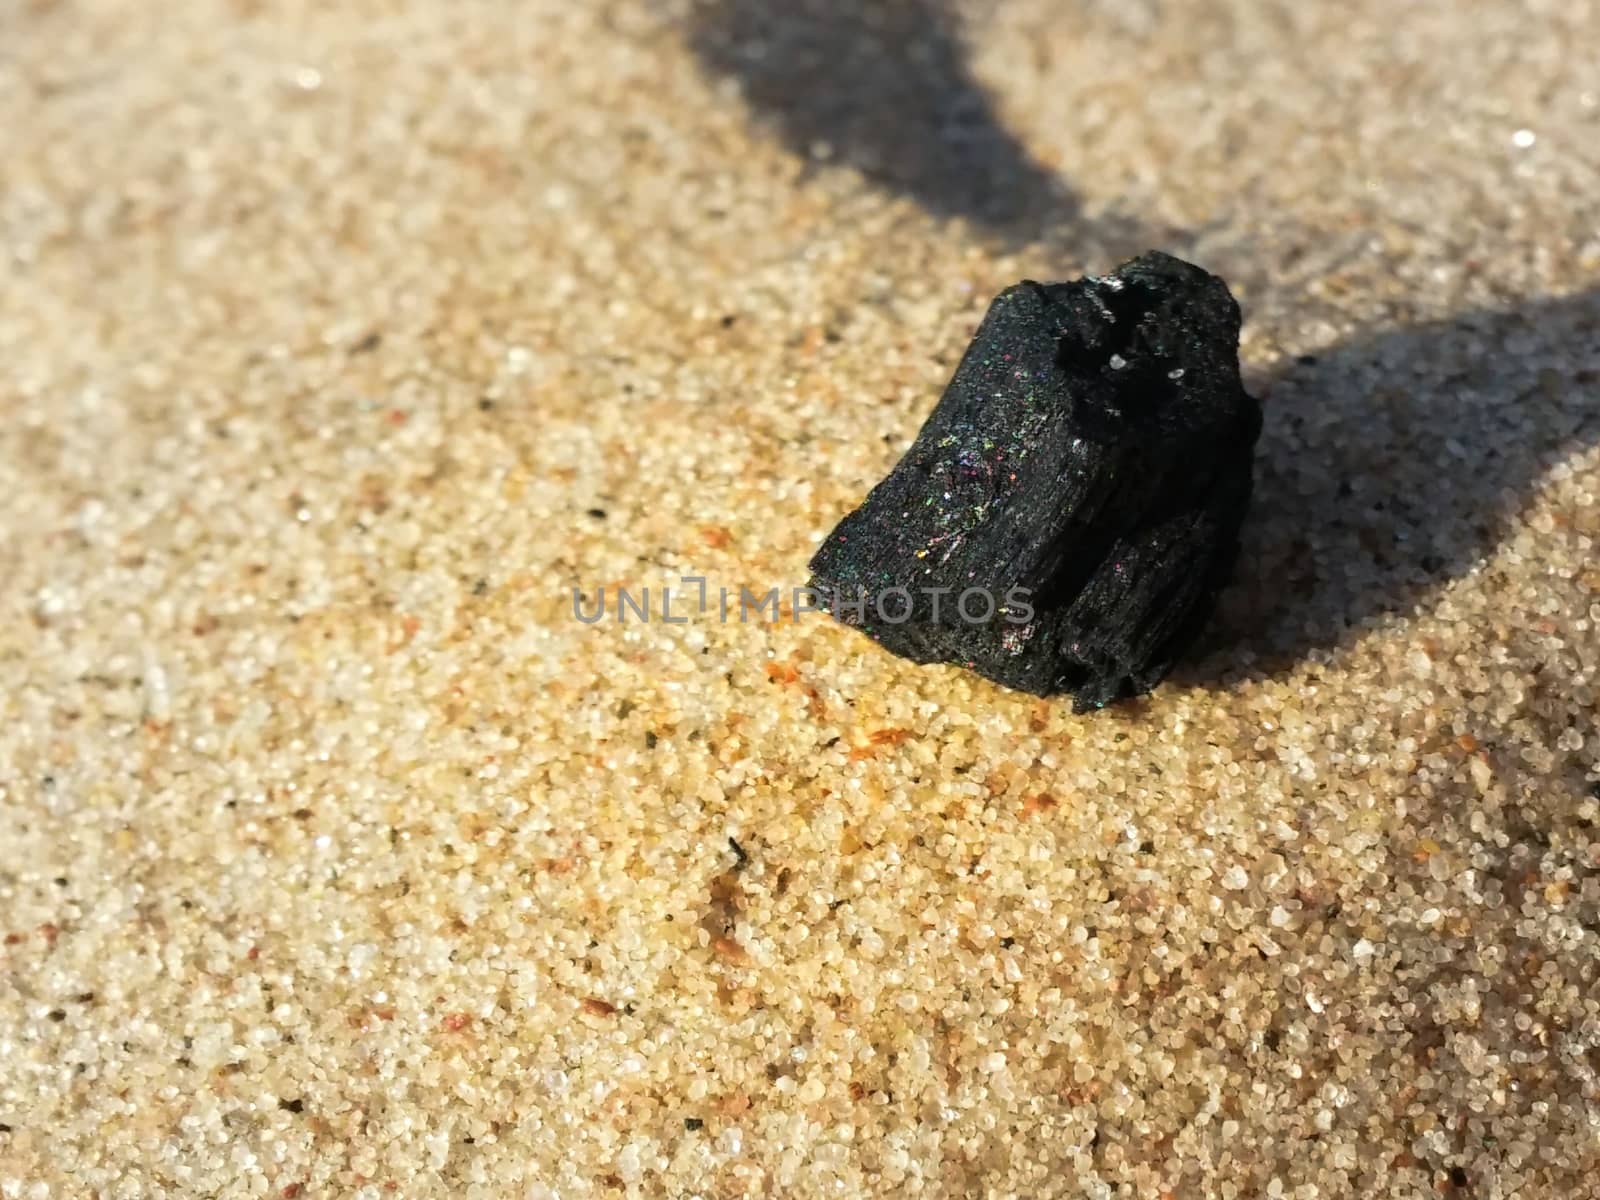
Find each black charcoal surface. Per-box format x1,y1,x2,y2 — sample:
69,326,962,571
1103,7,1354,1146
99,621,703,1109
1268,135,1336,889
808,251,1262,712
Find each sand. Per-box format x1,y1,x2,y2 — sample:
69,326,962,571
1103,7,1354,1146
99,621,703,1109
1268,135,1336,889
2,0,1599,1195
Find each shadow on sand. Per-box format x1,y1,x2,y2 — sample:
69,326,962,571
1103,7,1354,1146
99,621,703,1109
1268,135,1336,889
687,0,1147,249
1184,290,1600,683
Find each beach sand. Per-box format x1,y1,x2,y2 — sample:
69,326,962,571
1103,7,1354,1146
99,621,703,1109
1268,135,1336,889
2,0,1599,1195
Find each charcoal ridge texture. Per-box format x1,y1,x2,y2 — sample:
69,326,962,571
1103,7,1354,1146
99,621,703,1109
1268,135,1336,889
808,251,1262,712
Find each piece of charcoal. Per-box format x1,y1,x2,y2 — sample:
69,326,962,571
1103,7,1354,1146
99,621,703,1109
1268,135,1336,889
808,251,1261,712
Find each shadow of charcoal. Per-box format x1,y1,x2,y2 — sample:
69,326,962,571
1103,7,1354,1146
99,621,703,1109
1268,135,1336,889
1177,287,1600,686
687,0,1144,247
